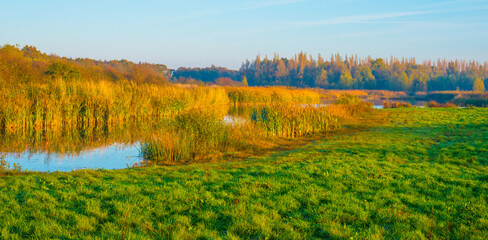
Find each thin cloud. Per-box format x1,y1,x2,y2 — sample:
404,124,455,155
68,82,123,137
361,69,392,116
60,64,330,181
290,3,488,27
296,11,437,27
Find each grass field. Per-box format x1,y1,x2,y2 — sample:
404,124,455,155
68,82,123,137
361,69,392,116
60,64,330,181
1,108,487,239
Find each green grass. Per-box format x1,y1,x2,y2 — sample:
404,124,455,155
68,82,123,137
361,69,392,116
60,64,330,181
1,108,488,239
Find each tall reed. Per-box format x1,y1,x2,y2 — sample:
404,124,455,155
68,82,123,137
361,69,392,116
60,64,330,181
251,105,340,138
140,109,232,163
0,79,229,133
226,86,321,105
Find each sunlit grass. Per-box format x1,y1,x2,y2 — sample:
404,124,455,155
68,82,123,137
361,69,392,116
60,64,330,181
1,108,487,239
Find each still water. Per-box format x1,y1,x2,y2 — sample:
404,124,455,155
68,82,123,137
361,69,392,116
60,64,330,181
1,105,249,172
3,143,141,172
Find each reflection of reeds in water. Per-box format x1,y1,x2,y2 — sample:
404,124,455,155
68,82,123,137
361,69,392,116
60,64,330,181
1,104,239,158
0,120,172,156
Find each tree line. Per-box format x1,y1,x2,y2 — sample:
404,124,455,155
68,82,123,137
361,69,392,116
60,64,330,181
176,52,488,92
1,45,486,92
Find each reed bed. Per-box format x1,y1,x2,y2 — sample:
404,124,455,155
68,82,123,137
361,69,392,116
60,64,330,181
316,89,407,100
140,109,240,163
250,105,341,138
141,104,342,163
140,93,375,164
317,89,369,100
452,96,488,107
427,101,457,108
226,86,321,105
0,79,228,133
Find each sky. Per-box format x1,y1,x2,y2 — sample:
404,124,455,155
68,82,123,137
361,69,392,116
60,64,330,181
1,0,488,69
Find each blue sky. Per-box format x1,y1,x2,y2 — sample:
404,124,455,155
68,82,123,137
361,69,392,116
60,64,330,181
1,0,487,69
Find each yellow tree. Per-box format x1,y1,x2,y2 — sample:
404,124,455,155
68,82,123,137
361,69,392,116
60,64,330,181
242,76,248,86
473,78,485,92
339,69,353,89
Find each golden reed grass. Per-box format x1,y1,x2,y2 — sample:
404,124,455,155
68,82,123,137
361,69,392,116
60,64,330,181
226,86,321,105
0,79,228,133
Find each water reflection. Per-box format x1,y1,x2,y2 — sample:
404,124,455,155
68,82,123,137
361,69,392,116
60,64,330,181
3,143,141,172
0,120,169,172
1,105,249,172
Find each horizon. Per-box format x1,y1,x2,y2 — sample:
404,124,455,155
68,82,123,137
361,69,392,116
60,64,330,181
2,0,488,70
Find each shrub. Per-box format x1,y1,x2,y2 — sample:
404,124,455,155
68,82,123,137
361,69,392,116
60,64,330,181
335,94,362,105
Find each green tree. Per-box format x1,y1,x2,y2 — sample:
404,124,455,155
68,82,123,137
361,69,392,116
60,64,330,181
45,62,81,81
370,59,390,89
339,69,353,89
354,66,375,89
473,78,485,92
314,69,328,88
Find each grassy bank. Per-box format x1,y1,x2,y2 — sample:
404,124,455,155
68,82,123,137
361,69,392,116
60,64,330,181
1,108,487,239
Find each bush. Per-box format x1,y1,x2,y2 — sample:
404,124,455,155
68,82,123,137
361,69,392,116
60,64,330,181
335,94,362,105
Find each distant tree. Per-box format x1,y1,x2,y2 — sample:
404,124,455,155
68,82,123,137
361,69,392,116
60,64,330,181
315,69,328,88
398,71,410,91
275,60,288,78
370,59,390,89
21,45,46,60
354,66,375,89
447,62,459,76
242,76,248,86
339,69,353,89
473,78,485,92
45,62,81,81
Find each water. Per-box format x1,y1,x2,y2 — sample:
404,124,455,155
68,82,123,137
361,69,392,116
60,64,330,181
1,105,249,172
365,99,427,109
2,143,141,172
223,115,247,125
